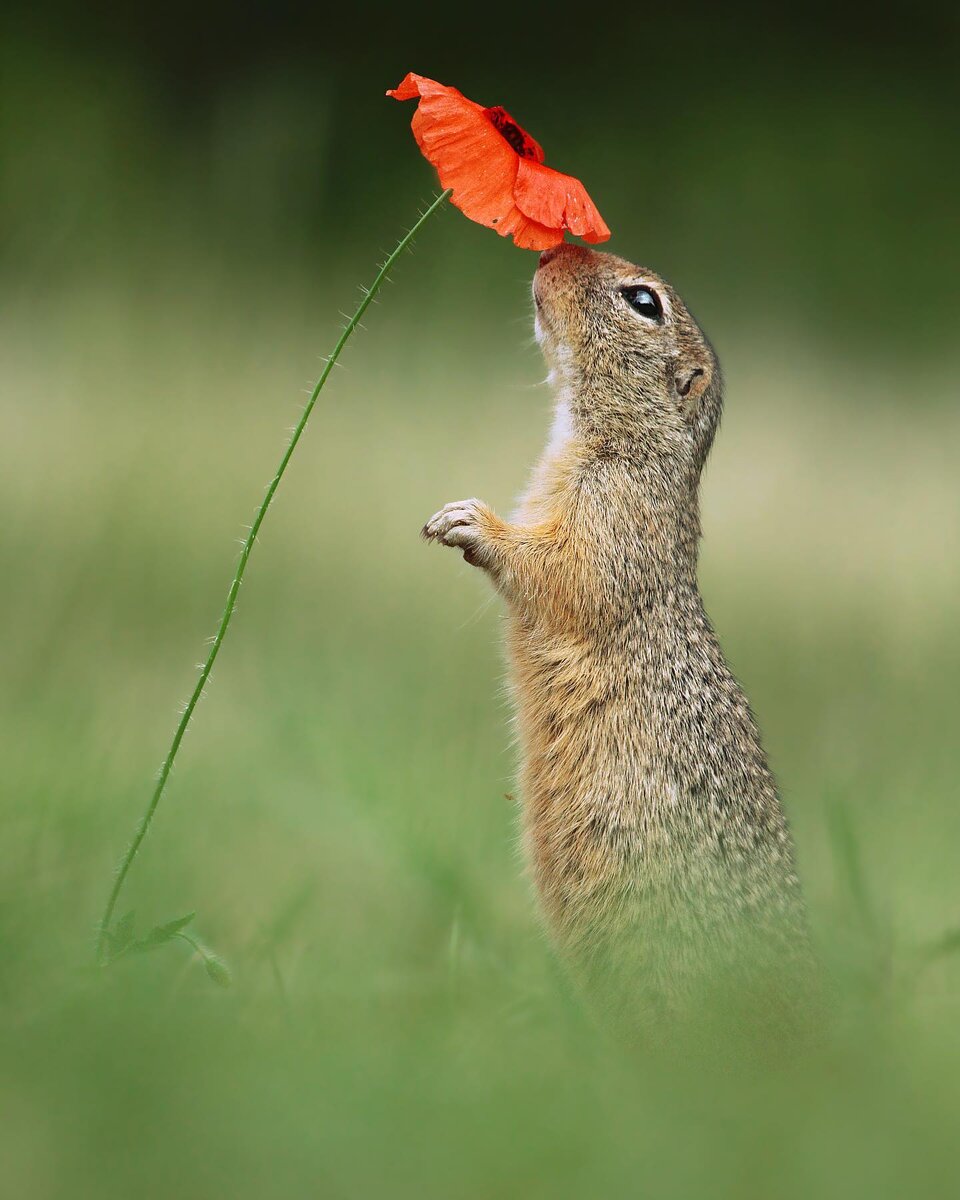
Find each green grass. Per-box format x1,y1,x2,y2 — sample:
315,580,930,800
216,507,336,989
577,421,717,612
2,246,960,1199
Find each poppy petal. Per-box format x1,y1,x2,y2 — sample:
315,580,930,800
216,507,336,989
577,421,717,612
409,88,517,218
395,78,558,246
488,208,564,252
386,73,477,108
386,73,423,102
388,74,609,250
513,160,611,244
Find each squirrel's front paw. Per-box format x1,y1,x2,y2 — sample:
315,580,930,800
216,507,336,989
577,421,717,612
422,498,494,567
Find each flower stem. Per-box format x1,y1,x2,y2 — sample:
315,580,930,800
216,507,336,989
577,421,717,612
96,188,452,965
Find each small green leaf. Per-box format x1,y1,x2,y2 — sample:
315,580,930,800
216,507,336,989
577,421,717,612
140,912,197,950
203,955,232,988
108,911,136,956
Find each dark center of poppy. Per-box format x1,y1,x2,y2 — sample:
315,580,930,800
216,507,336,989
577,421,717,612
483,106,544,162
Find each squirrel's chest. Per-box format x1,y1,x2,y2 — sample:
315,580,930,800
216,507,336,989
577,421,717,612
506,621,663,808
511,400,581,528
504,614,735,831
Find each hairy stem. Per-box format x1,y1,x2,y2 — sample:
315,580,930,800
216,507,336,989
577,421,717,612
96,189,452,964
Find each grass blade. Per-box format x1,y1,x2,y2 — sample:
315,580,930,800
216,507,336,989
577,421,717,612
95,189,452,963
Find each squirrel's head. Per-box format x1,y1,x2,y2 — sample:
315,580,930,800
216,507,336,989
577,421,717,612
533,244,722,477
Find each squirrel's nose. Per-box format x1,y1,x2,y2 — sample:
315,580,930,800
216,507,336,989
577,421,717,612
539,245,564,268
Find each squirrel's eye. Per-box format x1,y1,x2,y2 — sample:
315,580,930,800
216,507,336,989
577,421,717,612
620,285,663,321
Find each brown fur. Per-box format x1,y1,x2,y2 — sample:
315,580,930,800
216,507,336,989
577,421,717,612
423,245,812,1031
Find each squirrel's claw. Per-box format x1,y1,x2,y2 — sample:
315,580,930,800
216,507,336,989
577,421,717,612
422,499,491,564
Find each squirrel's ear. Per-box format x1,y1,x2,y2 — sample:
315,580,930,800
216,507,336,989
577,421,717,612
673,356,712,416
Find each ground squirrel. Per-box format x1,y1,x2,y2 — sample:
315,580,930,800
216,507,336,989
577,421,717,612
423,244,811,1029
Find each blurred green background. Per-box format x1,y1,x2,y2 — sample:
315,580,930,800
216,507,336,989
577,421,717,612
2,4,959,1197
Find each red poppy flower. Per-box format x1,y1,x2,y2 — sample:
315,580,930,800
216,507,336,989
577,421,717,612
387,73,611,251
